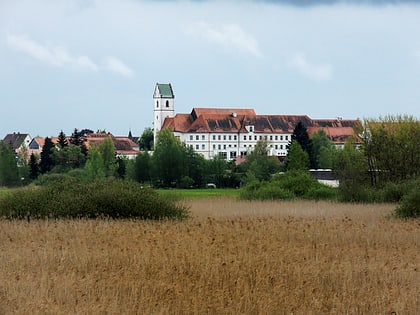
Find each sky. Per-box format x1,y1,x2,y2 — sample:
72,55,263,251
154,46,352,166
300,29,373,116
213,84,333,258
1,0,420,138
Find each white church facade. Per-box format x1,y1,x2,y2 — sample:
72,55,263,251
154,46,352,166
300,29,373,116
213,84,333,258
153,83,360,161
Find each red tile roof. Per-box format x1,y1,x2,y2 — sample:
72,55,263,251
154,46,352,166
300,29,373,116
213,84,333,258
162,108,360,144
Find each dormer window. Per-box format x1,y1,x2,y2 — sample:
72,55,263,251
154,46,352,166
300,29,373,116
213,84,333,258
246,125,254,133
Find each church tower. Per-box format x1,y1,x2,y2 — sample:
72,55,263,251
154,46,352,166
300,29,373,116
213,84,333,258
153,83,175,146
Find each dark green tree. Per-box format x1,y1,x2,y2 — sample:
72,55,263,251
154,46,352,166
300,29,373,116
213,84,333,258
133,151,152,183
53,144,86,171
116,157,126,179
29,153,39,180
139,127,154,151
57,130,68,148
70,128,84,146
39,137,56,174
290,122,315,168
185,145,206,187
333,138,369,201
0,141,20,187
206,155,229,187
152,128,187,187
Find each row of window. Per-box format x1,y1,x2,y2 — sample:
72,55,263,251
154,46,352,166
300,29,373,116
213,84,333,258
190,143,287,151
188,134,290,141
243,135,289,141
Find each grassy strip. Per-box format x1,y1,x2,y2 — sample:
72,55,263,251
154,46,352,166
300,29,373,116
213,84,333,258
156,188,240,200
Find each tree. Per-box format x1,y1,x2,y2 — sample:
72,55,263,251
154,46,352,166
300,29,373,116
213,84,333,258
39,137,56,174
185,145,206,187
57,130,68,148
290,122,315,168
239,140,281,182
53,144,86,171
333,138,369,201
70,128,84,146
133,151,152,183
311,129,335,169
69,128,88,160
85,147,105,178
98,137,117,177
0,141,20,187
29,153,39,180
285,141,309,171
206,155,229,187
152,128,187,187
116,157,126,179
361,115,420,185
139,127,154,151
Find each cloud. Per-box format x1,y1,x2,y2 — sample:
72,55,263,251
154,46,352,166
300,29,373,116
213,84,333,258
103,56,134,78
6,34,98,71
192,22,263,58
290,52,333,81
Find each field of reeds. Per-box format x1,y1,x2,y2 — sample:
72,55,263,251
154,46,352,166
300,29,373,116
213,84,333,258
0,198,419,314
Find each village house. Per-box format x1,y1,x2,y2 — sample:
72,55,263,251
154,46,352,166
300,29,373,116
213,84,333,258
2,132,32,154
154,83,360,161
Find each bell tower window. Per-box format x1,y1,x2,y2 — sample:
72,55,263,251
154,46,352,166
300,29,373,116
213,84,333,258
156,101,159,108
166,100,169,108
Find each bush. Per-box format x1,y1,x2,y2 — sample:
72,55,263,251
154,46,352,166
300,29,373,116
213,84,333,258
239,171,336,201
305,186,338,201
394,188,420,218
240,181,294,200
0,178,189,220
272,171,319,197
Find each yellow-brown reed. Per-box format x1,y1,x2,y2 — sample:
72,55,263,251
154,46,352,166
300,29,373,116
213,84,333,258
0,199,418,314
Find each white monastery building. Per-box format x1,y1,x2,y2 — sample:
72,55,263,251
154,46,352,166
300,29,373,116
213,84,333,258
154,83,360,161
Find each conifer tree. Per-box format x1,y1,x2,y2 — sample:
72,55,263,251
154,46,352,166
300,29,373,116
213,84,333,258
29,153,39,180
39,137,56,173
57,130,68,148
290,122,315,168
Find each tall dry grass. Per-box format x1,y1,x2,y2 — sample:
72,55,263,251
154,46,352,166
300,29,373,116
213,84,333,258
0,199,418,314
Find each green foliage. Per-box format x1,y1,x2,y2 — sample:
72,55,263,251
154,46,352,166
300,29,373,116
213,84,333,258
53,144,86,171
238,140,281,182
98,137,117,177
39,137,56,174
57,130,68,148
272,171,319,197
240,170,335,201
333,139,370,202
0,178,189,220
361,115,420,185
0,141,20,187
290,121,315,168
131,151,151,183
85,148,105,179
152,128,187,187
179,176,194,189
285,141,309,171
394,185,420,218
311,129,335,169
29,153,39,180
239,180,295,200
138,127,154,151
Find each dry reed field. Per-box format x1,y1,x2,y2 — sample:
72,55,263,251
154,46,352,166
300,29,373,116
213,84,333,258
0,199,419,314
